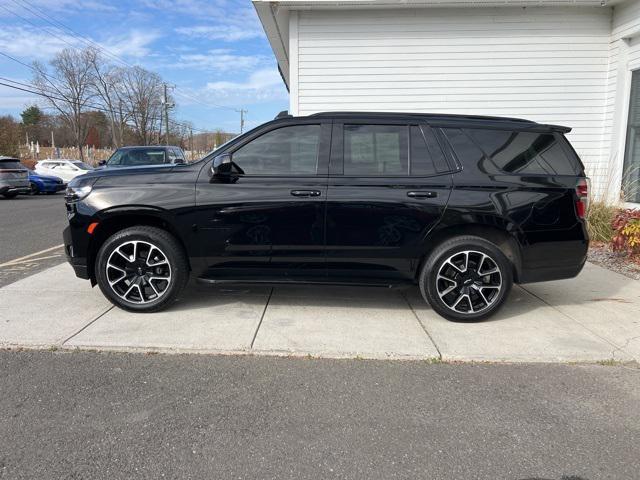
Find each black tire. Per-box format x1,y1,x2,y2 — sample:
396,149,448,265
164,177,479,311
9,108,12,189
29,183,39,195
95,226,189,312
2,192,18,199
419,236,513,322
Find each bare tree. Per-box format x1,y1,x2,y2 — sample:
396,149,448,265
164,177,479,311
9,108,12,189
32,48,97,159
89,49,128,148
119,66,164,145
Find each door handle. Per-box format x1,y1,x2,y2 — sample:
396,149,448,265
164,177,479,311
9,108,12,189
407,191,437,199
290,190,322,197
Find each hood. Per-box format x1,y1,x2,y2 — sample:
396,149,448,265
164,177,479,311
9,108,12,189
78,163,178,181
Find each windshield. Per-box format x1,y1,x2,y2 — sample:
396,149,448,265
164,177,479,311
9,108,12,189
72,161,93,170
106,148,168,167
0,161,25,170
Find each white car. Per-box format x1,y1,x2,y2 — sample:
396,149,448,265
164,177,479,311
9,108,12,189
34,159,93,182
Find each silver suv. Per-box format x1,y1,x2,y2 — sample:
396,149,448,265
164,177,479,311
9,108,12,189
0,157,30,199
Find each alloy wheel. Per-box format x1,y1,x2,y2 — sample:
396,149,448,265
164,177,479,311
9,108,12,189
435,250,502,314
105,240,172,304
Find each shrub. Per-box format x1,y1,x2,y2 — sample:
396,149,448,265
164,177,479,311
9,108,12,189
586,201,617,242
612,209,640,255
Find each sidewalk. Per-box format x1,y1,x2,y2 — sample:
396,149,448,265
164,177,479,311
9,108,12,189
1,262,639,362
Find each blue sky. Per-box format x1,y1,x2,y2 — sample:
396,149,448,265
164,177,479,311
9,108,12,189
0,0,289,133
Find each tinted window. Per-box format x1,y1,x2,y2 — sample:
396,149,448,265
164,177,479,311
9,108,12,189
410,125,449,175
174,148,186,161
107,150,166,167
71,161,93,170
441,128,485,170
232,125,320,175
344,124,408,175
466,128,578,175
0,161,25,170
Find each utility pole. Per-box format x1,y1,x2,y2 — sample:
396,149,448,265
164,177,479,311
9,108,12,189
189,128,194,161
238,108,247,134
162,83,174,145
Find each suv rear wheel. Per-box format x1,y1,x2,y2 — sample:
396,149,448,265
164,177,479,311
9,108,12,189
95,226,189,312
419,236,513,322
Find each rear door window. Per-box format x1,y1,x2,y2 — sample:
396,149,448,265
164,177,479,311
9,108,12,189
343,124,408,175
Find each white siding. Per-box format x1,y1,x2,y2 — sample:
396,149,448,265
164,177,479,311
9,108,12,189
292,7,612,189
602,0,640,201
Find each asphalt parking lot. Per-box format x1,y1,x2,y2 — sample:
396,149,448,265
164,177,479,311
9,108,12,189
1,351,639,480
0,193,67,287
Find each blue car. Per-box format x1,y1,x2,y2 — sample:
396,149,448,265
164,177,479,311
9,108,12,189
27,170,66,195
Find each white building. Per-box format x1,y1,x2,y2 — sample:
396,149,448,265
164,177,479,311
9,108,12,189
253,0,640,203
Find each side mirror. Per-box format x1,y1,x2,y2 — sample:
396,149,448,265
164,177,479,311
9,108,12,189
98,160,106,166
211,153,233,176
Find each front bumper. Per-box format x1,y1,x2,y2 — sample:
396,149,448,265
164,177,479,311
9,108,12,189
41,182,66,193
63,225,89,279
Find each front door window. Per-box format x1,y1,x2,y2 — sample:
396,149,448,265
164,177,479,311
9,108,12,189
623,70,640,203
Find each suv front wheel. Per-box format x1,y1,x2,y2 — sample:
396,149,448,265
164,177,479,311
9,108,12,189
95,226,189,312
420,236,513,322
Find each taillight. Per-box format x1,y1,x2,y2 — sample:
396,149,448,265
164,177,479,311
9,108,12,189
575,178,589,219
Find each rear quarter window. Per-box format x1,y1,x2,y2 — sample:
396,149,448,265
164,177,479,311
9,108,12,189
465,128,581,176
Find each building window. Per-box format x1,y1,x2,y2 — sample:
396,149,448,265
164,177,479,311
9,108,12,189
623,70,640,203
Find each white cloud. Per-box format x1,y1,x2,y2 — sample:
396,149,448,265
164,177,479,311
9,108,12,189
0,0,117,18
0,26,79,60
0,26,160,62
175,25,264,42
171,49,268,71
101,30,162,59
0,81,40,111
142,0,264,42
201,68,288,103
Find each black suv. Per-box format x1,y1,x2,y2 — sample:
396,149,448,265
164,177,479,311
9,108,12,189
63,112,589,321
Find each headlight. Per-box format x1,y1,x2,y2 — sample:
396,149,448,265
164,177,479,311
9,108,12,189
65,184,92,202
65,176,98,202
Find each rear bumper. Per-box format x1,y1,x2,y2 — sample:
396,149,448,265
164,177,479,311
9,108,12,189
518,257,587,283
0,185,30,195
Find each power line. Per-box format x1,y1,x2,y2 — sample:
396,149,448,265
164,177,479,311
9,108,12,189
9,0,136,70
0,51,213,134
0,3,87,56
0,78,213,134
7,0,244,116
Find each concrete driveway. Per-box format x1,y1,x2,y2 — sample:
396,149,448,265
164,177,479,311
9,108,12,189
1,262,639,363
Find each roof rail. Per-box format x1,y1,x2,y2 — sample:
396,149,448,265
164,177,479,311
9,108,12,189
309,111,536,124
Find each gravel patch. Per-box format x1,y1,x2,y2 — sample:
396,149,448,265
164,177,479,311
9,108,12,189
588,244,640,280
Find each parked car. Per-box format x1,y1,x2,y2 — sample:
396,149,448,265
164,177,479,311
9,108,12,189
63,112,589,321
35,159,93,183
99,146,186,168
0,156,30,199
27,170,66,195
